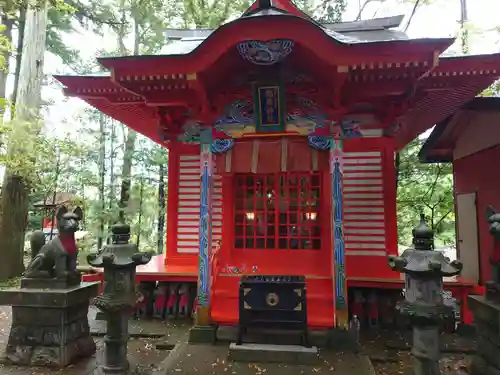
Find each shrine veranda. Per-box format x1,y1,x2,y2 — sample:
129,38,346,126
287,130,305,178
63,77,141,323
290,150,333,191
56,0,500,330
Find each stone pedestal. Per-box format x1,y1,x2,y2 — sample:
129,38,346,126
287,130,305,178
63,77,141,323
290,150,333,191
0,281,99,367
469,295,500,375
189,324,217,344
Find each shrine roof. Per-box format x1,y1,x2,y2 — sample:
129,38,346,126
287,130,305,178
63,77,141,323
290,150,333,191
419,97,500,163
53,0,500,150
159,28,409,56
155,17,440,60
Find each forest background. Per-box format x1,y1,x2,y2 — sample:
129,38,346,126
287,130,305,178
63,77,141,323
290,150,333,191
0,0,497,280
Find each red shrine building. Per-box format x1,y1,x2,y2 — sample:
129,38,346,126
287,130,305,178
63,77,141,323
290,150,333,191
420,97,500,286
56,0,500,332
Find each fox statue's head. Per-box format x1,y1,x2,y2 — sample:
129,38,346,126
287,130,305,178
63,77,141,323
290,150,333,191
486,205,500,242
56,206,83,235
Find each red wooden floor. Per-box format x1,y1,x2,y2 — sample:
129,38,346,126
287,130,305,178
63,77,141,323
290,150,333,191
82,254,483,325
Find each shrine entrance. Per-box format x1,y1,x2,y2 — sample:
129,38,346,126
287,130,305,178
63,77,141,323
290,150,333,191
233,172,322,251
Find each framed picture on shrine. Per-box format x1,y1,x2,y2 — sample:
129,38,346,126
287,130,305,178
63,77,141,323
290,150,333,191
254,83,285,133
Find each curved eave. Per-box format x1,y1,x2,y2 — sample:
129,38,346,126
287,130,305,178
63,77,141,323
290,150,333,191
435,53,500,72
394,52,500,150
418,97,500,163
54,74,118,94
418,120,453,163
98,15,453,75
54,74,144,102
54,75,112,89
85,99,165,145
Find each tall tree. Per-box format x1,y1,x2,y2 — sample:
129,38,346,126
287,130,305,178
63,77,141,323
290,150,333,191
459,0,469,54
397,139,455,246
182,0,250,28
115,0,175,222
0,2,49,279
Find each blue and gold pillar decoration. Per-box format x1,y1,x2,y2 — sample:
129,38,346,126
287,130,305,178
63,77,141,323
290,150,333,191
330,138,347,328
308,125,348,329
197,127,213,325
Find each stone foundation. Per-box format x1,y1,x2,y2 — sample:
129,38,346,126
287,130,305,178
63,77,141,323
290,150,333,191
189,324,217,344
228,343,319,365
0,281,99,367
469,295,500,375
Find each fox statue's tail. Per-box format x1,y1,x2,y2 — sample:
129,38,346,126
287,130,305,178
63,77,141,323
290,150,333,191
30,231,46,260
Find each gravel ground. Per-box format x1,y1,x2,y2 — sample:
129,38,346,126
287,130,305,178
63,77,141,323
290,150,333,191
361,329,474,375
0,303,478,375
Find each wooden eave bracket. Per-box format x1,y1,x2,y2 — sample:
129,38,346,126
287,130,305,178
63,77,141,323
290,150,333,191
415,50,440,81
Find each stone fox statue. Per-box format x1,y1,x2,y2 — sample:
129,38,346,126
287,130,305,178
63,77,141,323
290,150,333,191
24,206,83,279
486,205,500,283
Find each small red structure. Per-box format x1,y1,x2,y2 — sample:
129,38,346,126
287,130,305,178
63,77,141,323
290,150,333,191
55,0,500,330
33,193,83,240
420,97,500,285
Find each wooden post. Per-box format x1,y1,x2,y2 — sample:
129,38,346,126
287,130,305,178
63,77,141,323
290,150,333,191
196,128,213,326
330,138,348,328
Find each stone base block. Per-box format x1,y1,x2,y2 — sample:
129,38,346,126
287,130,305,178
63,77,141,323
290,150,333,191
20,272,82,289
189,325,217,344
470,355,500,375
456,323,477,337
0,282,99,368
228,343,319,365
216,326,356,349
95,311,107,321
2,335,96,367
92,361,156,375
469,295,500,374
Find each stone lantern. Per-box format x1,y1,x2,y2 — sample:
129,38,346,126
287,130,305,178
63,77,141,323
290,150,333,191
87,223,152,374
388,214,463,375
468,205,500,375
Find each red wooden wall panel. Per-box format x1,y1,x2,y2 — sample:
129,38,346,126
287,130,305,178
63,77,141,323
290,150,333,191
453,144,500,284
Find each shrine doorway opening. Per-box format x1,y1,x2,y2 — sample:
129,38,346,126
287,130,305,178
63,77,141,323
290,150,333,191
233,172,322,252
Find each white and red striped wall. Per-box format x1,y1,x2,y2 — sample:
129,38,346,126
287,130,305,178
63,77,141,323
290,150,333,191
166,139,397,280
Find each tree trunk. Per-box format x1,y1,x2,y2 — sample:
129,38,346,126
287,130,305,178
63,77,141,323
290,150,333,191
459,0,469,54
117,15,139,222
395,151,401,189
136,177,144,248
118,129,136,222
157,163,165,254
0,4,49,280
403,0,421,33
11,6,26,114
0,16,13,114
48,149,61,241
107,120,115,243
97,113,106,250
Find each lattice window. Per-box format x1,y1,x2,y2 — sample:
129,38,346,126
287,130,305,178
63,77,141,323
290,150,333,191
234,173,321,250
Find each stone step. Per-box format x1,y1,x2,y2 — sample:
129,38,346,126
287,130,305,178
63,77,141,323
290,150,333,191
217,326,330,347
89,319,167,338
228,343,319,365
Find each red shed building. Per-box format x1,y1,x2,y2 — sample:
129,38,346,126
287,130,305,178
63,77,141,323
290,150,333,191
55,0,500,331
419,97,500,286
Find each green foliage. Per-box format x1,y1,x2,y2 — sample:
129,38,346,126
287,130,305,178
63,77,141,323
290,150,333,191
315,0,346,23
481,80,500,97
397,138,455,247
0,24,12,70
181,0,251,28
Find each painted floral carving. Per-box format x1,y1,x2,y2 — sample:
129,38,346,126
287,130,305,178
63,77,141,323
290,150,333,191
237,39,294,65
